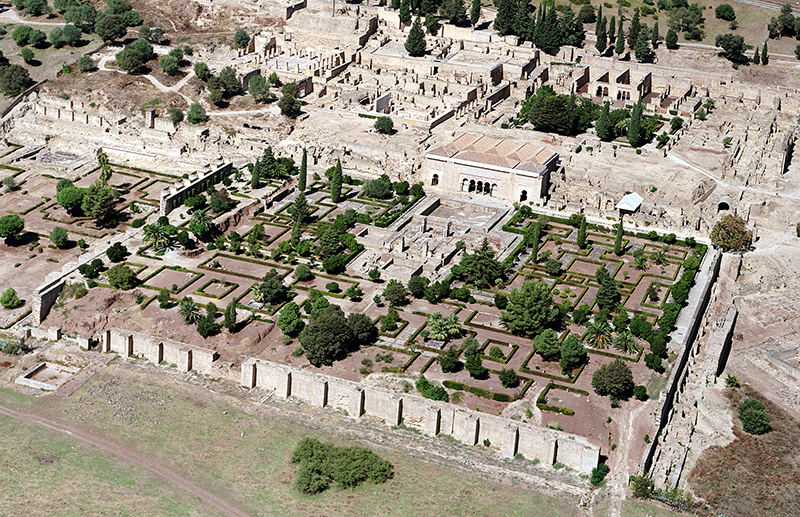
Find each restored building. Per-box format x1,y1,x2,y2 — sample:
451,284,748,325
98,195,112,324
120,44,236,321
424,133,558,203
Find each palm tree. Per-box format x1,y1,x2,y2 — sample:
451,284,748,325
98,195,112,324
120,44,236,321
583,320,613,349
142,222,172,250
652,250,668,265
613,331,638,354
634,254,648,270
426,312,462,341
251,283,270,303
178,296,202,324
189,208,214,237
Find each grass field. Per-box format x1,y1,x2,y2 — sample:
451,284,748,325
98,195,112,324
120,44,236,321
0,375,580,517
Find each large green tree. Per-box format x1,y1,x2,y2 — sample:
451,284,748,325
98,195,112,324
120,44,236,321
0,214,24,243
596,101,611,140
456,237,503,288
500,279,559,338
81,180,115,223
710,213,752,251
300,305,354,367
298,148,307,192
591,358,634,398
534,328,560,361
559,334,587,372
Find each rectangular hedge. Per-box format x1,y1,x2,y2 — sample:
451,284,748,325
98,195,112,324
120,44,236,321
442,380,513,402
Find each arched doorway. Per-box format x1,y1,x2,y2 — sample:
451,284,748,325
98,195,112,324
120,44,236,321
469,180,476,193
431,174,439,186
520,190,527,202
476,181,483,194
491,184,498,197
462,178,469,191
483,182,491,195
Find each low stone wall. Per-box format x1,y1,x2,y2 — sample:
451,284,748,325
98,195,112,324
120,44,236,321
159,162,233,216
102,327,218,375
765,346,800,382
241,358,600,474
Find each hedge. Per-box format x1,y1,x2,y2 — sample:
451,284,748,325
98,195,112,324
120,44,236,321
442,380,512,402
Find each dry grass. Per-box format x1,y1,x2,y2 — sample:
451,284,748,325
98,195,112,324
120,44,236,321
689,384,800,517
0,373,581,517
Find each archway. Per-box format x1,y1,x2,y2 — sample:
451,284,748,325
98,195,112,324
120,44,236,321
596,86,603,97
718,195,733,211
491,184,498,197
520,190,527,202
476,181,483,194
431,174,439,186
469,180,476,193
462,178,469,191
483,182,491,195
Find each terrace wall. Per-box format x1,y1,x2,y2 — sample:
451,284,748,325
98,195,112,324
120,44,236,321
241,358,600,474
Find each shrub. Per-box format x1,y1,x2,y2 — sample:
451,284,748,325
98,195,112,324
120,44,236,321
633,385,648,401
590,464,610,486
169,108,184,123
131,218,146,228
725,374,740,388
739,398,771,435
499,368,519,388
49,226,68,248
416,374,449,401
20,47,34,64
715,3,735,21
290,437,393,494
325,282,340,293
77,56,95,72
494,293,508,310
362,178,393,199
187,102,207,124
591,359,634,398
107,264,139,290
1,288,21,309
374,116,393,134
295,264,313,281
106,242,128,262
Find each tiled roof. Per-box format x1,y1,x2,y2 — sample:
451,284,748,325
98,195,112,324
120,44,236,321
426,134,557,175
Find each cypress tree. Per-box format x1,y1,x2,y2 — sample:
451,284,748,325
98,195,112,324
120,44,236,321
665,28,678,49
614,220,624,256
494,0,515,36
405,16,427,56
609,16,616,42
577,215,587,249
537,3,560,51
330,158,343,203
595,5,603,34
634,31,651,62
530,223,541,262
752,46,760,64
627,99,642,147
400,0,411,23
447,0,468,25
470,0,480,26
392,0,400,9
525,4,537,41
595,16,607,52
223,300,237,331
615,23,625,56
596,101,611,140
761,41,769,65
420,0,434,14
628,9,640,47
298,147,307,192
651,22,659,47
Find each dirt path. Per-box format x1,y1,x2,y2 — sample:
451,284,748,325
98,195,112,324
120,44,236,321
0,403,252,517
98,55,194,105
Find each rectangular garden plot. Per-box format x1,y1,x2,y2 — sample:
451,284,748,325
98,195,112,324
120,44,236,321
140,266,204,293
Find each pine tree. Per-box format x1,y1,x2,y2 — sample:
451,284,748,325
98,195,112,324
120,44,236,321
298,148,307,192
223,300,237,331
513,0,531,39
494,0,516,36
330,159,343,203
761,41,769,65
470,0,480,26
634,31,651,62
596,101,611,140
400,0,411,23
627,99,643,147
420,0,434,15
537,3,560,51
405,16,427,56
609,15,616,41
392,0,400,9
651,22,659,48
595,16,607,52
628,8,640,47
752,46,760,64
577,215,587,249
614,220,624,256
615,23,625,56
665,28,678,49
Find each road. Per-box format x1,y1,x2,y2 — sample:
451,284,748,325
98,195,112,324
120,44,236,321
0,404,253,517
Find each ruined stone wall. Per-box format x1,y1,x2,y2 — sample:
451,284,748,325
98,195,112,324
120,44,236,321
102,327,219,376
241,358,600,474
159,162,232,216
